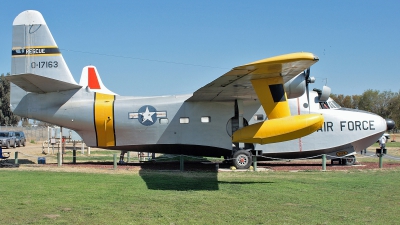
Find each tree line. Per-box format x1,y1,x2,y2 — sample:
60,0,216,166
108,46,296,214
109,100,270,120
330,90,399,130
1,72,399,129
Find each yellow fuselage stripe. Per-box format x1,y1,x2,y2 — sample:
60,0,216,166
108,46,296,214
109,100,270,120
94,93,115,147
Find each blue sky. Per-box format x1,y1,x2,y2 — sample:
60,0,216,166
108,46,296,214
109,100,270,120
1,1,399,96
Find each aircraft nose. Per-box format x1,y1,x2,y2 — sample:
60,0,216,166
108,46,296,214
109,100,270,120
386,118,395,130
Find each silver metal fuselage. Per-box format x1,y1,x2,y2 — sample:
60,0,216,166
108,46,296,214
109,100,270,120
12,86,386,159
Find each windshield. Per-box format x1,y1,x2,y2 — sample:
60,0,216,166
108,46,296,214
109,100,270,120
0,132,8,137
319,99,342,109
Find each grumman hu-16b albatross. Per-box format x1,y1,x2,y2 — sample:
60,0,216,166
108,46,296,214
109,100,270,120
8,10,391,169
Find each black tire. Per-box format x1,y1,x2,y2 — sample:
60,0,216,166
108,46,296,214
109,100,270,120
233,150,253,169
344,155,356,165
6,141,10,149
13,141,16,148
17,140,20,147
22,141,25,147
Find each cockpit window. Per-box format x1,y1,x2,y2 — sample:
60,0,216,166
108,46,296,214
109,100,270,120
319,102,330,109
328,100,341,109
319,100,341,109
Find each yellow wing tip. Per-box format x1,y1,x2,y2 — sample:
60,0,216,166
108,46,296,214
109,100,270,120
244,52,319,67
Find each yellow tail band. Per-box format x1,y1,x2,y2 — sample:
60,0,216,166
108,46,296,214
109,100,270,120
94,93,115,147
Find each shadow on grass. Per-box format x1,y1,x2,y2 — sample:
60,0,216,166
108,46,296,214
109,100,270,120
139,170,219,191
139,161,220,191
4,159,35,164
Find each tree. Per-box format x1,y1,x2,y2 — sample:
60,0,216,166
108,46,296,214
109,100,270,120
330,94,360,109
0,73,20,126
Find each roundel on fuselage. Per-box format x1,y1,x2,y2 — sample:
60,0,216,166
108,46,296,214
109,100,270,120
138,105,157,126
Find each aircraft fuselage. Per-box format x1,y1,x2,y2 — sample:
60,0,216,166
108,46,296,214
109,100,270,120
13,87,386,159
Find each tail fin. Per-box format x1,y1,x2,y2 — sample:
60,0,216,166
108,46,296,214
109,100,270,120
8,10,81,111
10,10,77,84
79,66,118,95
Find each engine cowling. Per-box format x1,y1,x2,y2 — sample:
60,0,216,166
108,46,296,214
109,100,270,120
284,73,307,99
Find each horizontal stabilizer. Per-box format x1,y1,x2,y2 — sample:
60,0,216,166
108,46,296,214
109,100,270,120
6,73,82,94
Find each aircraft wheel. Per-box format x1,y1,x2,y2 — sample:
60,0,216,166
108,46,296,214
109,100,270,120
345,155,356,165
233,150,252,169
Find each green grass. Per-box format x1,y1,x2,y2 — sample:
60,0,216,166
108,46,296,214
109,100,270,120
371,141,400,148
1,169,400,224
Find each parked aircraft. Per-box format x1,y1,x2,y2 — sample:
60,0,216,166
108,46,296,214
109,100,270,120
84,65,394,166
8,10,391,169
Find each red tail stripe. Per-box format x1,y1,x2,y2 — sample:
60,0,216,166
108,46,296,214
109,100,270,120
88,67,101,89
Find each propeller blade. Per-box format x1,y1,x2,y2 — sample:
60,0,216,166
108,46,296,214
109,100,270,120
305,68,311,113
306,81,310,113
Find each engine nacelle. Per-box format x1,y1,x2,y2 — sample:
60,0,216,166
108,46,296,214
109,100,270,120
284,73,306,99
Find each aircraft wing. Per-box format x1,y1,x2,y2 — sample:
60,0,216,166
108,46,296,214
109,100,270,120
7,73,82,94
187,52,319,102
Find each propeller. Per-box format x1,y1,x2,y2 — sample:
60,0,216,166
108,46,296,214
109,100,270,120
304,68,315,113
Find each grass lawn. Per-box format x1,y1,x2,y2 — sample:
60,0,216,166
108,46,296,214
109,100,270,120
1,169,400,224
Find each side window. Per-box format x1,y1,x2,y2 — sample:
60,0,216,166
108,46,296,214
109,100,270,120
180,117,189,124
253,114,264,121
201,116,211,123
159,118,169,124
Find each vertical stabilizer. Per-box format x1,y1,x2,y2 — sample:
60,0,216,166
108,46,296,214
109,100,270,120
11,10,76,84
79,66,117,95
9,10,80,112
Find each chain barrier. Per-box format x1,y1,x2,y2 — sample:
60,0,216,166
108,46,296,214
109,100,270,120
17,151,53,158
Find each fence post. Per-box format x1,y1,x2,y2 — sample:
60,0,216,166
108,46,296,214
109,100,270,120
14,151,18,164
253,155,257,171
322,154,326,171
73,150,76,164
113,153,117,170
81,142,85,154
180,155,184,171
57,152,62,167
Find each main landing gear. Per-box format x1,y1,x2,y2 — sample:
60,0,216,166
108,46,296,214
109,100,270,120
232,150,253,169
